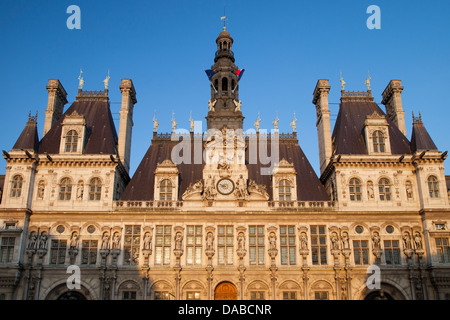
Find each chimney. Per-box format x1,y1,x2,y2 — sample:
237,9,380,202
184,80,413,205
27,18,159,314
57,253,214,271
118,79,137,174
43,79,68,136
381,80,406,137
312,79,332,175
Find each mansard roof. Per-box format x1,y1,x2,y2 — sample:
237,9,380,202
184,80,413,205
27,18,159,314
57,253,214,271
12,117,40,153
120,135,329,201
39,99,118,155
410,116,438,153
332,100,412,155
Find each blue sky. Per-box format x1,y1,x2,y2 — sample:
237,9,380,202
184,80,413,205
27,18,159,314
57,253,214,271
0,0,449,176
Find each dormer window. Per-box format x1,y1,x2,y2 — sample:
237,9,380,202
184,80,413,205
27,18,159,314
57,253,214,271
10,175,23,198
64,130,79,152
372,131,385,153
159,180,173,201
279,180,292,201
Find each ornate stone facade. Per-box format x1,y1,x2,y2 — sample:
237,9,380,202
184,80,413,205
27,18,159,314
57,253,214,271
0,27,449,301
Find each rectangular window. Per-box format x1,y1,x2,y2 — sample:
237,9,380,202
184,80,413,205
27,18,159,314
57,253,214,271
155,225,171,265
311,225,327,265
280,225,296,265
435,238,450,263
249,225,265,265
122,291,137,300
314,291,329,300
81,240,98,265
250,291,265,300
186,225,202,265
384,240,401,265
155,291,170,300
186,292,200,300
50,239,67,265
283,292,297,300
218,225,233,265
353,240,369,265
124,225,141,265
0,237,15,263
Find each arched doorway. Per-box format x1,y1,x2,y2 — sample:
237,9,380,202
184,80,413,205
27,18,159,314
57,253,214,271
215,282,237,300
57,290,87,300
365,290,393,300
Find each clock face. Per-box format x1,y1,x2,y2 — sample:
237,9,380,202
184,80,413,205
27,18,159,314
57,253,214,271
217,178,235,195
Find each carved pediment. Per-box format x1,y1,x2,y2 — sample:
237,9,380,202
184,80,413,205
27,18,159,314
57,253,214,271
248,179,269,200
182,180,203,200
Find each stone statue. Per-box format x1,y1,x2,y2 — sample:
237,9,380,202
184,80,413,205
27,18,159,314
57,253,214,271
101,232,110,250
272,114,279,130
37,182,45,200
206,232,214,251
208,100,216,112
78,69,85,90
300,233,308,250
76,181,84,200
367,181,374,199
28,232,37,249
269,233,277,251
414,232,423,250
365,71,371,91
70,232,79,249
254,113,261,132
112,232,121,249
189,111,194,132
174,232,183,250
153,113,159,132
237,232,245,250
143,232,151,250
290,112,297,132
235,174,247,200
403,232,412,249
203,174,216,200
372,232,380,250
103,70,110,90
330,232,339,250
342,232,350,250
38,232,48,249
233,100,242,112
171,113,177,132
339,71,345,91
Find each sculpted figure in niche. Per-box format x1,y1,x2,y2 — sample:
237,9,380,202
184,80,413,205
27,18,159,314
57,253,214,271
269,232,277,250
101,232,110,250
38,232,48,249
403,232,412,249
28,232,37,249
367,181,374,199
112,232,121,249
174,232,183,250
330,232,339,250
70,232,79,249
206,232,214,251
341,232,350,250
237,232,245,250
235,174,247,199
372,232,381,250
414,232,423,250
300,233,308,250
406,181,413,200
143,232,151,250
203,175,216,200
37,181,45,200
76,181,84,200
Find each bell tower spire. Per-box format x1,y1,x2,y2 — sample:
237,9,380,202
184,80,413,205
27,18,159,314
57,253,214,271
205,24,244,130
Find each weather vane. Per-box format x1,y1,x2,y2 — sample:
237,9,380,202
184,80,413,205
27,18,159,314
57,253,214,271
220,7,227,30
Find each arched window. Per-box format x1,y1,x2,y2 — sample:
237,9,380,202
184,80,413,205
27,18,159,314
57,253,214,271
279,180,292,201
159,180,172,201
10,175,23,198
89,178,102,201
372,131,385,153
427,176,439,198
349,178,362,201
378,178,391,201
59,178,72,201
65,130,79,153
222,77,228,92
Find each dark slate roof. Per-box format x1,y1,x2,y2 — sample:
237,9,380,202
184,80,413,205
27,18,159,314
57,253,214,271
121,136,329,201
410,119,438,153
39,100,118,155
332,101,412,155
12,119,40,152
